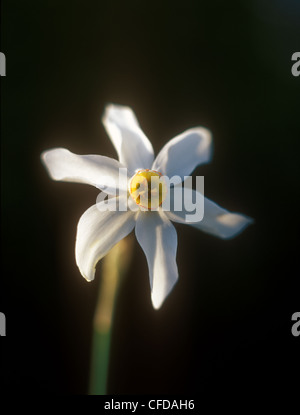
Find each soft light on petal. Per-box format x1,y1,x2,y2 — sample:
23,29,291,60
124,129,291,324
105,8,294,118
166,187,253,239
135,211,178,309
152,127,212,180
75,201,136,281
102,104,154,174
41,148,129,194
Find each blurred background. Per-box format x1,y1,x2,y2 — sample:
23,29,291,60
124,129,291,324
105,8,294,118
1,0,299,395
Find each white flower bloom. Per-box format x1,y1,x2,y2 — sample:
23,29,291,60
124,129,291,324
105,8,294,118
41,104,253,309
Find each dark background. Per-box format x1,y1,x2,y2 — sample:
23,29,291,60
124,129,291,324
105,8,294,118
1,0,299,396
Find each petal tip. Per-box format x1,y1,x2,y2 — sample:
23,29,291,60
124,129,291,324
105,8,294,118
40,148,55,177
194,126,213,163
151,292,164,310
76,262,96,283
102,103,133,122
217,213,254,239
40,148,52,166
40,147,70,180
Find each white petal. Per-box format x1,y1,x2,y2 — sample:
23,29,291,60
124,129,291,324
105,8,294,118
75,201,136,281
152,127,212,179
166,188,253,239
102,104,154,174
41,148,129,194
135,211,178,309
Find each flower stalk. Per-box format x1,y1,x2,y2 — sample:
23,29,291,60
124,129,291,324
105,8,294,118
89,235,133,395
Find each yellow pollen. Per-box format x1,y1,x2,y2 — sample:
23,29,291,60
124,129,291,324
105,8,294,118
129,169,167,210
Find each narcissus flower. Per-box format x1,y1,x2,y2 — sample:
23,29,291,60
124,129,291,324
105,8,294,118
41,104,253,309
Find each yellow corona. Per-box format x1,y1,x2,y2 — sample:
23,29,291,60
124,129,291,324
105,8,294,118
129,169,167,210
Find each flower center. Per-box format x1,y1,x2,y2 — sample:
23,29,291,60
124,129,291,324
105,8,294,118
129,169,167,210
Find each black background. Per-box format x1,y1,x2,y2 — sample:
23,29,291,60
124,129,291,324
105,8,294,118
1,0,299,396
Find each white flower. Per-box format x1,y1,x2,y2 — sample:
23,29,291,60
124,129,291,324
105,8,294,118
41,104,253,309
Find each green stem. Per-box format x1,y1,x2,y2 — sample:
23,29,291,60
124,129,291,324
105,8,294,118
89,236,133,395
